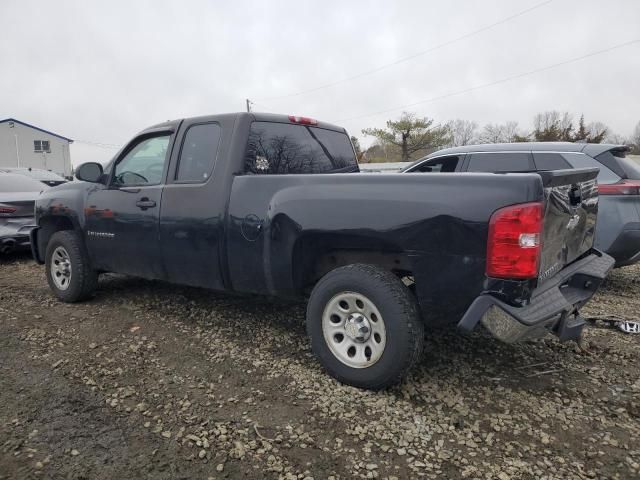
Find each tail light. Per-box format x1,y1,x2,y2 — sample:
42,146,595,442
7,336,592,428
288,115,318,126
0,206,17,216
598,180,640,195
487,202,543,279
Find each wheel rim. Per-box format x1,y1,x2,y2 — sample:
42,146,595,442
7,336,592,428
51,246,72,291
322,291,387,369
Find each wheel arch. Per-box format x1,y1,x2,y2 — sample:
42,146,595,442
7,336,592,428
34,215,78,264
290,233,415,295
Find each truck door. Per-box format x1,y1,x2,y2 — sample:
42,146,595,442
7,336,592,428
159,120,226,289
85,132,172,278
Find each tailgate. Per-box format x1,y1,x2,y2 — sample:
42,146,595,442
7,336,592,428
537,168,599,282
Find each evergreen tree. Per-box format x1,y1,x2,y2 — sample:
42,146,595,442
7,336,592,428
363,112,451,162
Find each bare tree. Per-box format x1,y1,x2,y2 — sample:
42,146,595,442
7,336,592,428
632,121,640,153
478,121,524,144
633,121,640,145
587,122,609,143
533,111,573,141
445,119,478,146
478,123,504,144
502,121,522,142
605,133,627,145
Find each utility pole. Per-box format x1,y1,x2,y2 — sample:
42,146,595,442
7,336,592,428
246,99,252,112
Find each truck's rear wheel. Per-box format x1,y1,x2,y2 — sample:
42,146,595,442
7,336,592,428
45,231,98,303
307,264,424,390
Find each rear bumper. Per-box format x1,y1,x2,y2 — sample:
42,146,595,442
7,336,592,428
458,251,614,343
0,217,36,253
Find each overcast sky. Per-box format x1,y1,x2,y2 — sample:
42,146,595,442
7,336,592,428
1,0,639,166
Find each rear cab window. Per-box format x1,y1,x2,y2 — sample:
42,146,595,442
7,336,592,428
244,122,357,174
466,152,533,172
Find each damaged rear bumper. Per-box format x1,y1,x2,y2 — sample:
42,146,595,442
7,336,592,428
458,251,615,343
0,217,36,254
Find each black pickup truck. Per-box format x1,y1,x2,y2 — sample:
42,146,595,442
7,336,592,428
31,112,614,389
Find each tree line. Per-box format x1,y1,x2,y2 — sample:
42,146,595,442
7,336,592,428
356,111,640,163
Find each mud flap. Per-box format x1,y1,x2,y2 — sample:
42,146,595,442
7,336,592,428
555,312,586,342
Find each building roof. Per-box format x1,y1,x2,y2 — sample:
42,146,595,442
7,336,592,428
0,118,73,143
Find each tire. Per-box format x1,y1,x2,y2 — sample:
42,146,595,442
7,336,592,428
307,264,424,390
45,230,98,302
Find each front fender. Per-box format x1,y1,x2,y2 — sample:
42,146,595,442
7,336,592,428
33,181,101,262
30,227,43,263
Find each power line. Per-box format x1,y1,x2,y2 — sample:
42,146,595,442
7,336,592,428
337,38,640,123
250,100,278,112
256,0,556,101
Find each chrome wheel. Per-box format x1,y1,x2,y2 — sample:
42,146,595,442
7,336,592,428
51,246,72,290
322,292,387,368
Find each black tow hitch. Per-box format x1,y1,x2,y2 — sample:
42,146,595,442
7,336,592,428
556,311,586,342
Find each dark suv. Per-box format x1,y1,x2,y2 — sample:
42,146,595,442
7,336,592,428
403,142,640,266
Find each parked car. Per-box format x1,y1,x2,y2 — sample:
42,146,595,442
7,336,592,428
30,113,613,389
0,167,68,187
0,173,47,254
403,143,640,267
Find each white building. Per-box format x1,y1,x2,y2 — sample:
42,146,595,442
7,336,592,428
0,118,73,177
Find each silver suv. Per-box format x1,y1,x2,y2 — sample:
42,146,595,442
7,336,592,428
404,142,640,267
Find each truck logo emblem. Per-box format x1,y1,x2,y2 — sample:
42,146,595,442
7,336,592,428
87,231,115,239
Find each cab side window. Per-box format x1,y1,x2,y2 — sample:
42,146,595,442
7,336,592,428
113,135,170,186
533,152,572,170
413,156,459,173
176,123,222,183
467,152,533,172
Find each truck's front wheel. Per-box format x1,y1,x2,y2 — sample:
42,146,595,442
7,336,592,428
307,264,424,390
45,231,98,303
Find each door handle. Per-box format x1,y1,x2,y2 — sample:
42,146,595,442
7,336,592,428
136,198,156,210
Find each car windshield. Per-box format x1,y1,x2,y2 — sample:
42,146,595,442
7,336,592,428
0,173,47,192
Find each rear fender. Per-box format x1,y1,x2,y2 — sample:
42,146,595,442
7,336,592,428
290,233,412,294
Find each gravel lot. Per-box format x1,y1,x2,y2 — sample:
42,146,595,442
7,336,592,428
1,252,638,479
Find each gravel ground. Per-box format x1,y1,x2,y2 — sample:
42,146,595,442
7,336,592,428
0,252,638,480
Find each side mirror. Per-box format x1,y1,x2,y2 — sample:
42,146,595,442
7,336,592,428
76,162,104,183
